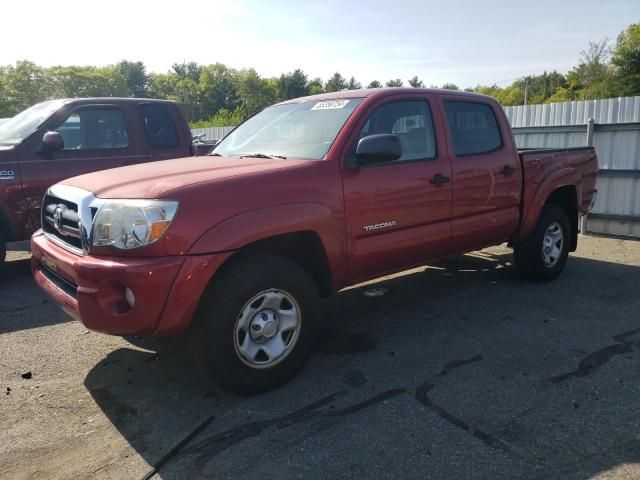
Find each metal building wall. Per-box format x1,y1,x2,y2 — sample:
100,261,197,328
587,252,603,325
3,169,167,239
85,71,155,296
505,97,640,238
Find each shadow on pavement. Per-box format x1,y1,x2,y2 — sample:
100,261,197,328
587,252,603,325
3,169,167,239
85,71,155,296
84,251,640,479
1,257,31,280
0,256,73,334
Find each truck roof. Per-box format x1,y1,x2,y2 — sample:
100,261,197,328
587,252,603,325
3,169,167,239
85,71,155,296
55,97,179,106
276,87,494,106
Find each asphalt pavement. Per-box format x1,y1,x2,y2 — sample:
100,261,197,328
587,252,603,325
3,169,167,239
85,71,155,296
1,236,640,479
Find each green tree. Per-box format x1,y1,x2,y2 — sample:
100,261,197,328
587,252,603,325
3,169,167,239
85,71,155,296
48,65,129,98
308,77,324,95
148,72,201,121
171,62,202,83
495,85,525,105
367,80,382,88
198,63,240,117
408,76,424,87
441,83,459,90
546,86,572,103
278,69,308,100
524,71,566,102
1,61,53,115
117,60,149,97
191,106,247,128
385,78,403,87
325,72,348,92
473,84,502,97
612,22,640,95
568,39,616,99
347,77,362,90
235,68,277,114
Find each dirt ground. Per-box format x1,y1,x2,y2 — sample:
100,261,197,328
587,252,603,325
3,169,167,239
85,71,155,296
1,235,640,480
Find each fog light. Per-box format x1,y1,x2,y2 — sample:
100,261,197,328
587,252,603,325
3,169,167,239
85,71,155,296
125,287,135,308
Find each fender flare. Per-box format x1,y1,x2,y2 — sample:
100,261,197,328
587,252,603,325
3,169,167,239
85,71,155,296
514,167,581,242
188,202,348,287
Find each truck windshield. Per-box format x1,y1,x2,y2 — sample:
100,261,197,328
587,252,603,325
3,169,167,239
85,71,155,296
212,98,363,160
0,100,67,146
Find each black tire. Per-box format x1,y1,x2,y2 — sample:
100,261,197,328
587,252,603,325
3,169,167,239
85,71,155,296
514,205,571,282
189,254,318,395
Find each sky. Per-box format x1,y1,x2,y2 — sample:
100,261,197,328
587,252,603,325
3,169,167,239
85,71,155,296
1,0,638,88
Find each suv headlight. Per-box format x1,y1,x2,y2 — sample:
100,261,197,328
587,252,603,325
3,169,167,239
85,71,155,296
92,199,179,249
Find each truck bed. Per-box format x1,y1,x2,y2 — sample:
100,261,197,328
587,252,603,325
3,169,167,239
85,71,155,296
517,146,598,241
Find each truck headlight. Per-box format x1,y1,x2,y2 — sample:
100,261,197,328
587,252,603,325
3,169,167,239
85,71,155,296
91,200,179,249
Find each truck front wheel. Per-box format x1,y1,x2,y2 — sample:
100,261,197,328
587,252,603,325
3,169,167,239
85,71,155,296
189,254,318,394
514,205,571,282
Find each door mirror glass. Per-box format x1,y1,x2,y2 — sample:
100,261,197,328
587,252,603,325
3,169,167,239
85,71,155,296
355,134,402,165
42,131,64,152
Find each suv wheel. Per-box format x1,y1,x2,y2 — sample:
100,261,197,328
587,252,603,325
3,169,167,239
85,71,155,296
189,254,317,394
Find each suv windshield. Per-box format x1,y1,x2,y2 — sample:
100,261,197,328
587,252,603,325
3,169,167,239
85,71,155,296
212,98,363,160
0,100,67,146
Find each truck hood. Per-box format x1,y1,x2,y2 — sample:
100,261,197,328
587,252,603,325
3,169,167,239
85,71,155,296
61,155,310,198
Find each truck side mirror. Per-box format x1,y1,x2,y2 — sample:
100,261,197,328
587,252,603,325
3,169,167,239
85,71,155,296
42,131,64,152
354,134,402,166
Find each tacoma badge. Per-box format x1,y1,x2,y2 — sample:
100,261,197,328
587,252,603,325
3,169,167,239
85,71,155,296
363,220,397,232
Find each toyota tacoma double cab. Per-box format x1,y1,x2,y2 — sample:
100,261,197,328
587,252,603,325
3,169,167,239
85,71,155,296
31,88,598,394
0,98,207,270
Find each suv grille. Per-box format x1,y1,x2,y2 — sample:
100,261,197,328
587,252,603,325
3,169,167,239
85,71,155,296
42,194,83,252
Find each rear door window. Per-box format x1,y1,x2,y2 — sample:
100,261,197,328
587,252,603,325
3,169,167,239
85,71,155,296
444,101,502,156
54,108,129,150
139,104,179,148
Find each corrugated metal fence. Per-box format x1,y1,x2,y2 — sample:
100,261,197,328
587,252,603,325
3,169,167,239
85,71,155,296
504,96,640,238
191,126,235,143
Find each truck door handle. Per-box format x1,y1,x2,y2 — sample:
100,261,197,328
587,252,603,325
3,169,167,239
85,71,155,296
499,165,516,176
430,174,450,187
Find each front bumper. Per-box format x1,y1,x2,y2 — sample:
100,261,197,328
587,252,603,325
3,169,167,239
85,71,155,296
31,231,231,337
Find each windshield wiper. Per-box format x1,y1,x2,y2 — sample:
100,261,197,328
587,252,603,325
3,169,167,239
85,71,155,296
239,153,287,160
208,152,222,156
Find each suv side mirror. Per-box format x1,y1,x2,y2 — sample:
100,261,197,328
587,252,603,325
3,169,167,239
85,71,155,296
354,134,402,166
42,131,64,152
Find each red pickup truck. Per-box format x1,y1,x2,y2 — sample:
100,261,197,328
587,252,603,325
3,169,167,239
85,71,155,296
31,89,598,394
0,98,206,269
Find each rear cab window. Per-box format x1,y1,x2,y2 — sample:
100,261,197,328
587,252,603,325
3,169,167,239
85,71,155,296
138,104,179,148
443,101,502,156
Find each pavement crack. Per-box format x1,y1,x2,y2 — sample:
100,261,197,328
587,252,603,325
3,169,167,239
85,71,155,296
414,354,512,453
548,328,640,384
436,354,483,377
180,389,405,464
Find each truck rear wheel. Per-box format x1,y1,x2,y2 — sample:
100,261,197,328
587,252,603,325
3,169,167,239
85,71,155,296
514,205,571,282
189,254,318,394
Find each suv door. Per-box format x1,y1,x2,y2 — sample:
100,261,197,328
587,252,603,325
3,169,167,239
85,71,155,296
441,98,522,252
18,105,147,231
342,95,453,281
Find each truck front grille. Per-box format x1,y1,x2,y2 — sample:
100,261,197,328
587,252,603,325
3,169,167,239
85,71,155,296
42,194,83,252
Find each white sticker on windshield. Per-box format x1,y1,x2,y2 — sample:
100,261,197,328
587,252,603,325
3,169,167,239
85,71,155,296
311,100,350,111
